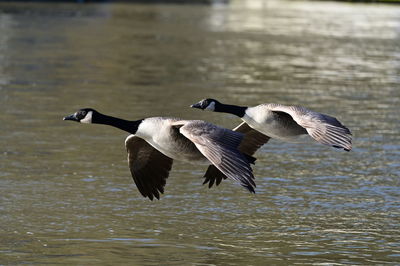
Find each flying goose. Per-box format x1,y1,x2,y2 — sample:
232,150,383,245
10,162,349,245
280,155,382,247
63,108,257,200
202,121,270,189
191,99,352,151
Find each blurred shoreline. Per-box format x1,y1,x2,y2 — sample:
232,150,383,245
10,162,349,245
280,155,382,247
0,0,399,4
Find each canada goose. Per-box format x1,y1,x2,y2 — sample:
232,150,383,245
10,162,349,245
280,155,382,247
191,99,352,151
203,120,270,189
63,108,257,200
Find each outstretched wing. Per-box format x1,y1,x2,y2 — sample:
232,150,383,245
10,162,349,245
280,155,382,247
268,104,352,151
125,135,173,200
203,122,269,189
234,122,271,155
175,121,256,193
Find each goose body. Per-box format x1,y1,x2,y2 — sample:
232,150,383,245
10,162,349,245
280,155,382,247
64,108,256,200
242,104,308,141
191,99,352,151
133,117,207,164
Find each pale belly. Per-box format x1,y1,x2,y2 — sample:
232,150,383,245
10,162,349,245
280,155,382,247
146,136,209,165
242,115,308,142
135,117,210,165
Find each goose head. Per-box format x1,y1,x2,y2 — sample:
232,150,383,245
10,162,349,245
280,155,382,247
63,108,98,124
190,98,221,112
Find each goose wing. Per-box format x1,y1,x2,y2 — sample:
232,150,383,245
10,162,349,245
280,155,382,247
267,104,352,151
203,122,270,189
233,122,271,155
173,120,256,193
125,135,173,200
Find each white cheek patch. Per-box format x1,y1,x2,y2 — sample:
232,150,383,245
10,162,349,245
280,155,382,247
205,102,215,111
80,111,93,124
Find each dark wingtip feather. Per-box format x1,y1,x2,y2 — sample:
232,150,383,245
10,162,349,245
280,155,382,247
208,178,215,188
243,153,257,164
154,191,160,200
244,183,256,193
333,145,351,151
215,176,223,186
203,165,227,189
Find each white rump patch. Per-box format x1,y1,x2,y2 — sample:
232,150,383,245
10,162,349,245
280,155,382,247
80,111,93,124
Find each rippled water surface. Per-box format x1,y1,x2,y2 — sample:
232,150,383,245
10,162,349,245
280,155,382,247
0,1,399,264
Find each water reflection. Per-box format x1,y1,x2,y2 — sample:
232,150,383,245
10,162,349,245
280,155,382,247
0,14,13,94
0,1,399,265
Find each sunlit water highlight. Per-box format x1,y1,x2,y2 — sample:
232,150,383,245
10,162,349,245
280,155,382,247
0,1,399,264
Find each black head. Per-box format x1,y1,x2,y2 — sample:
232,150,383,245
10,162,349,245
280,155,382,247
63,108,98,123
190,98,221,111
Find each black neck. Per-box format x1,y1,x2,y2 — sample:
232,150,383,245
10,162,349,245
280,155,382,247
216,103,247,118
93,113,142,134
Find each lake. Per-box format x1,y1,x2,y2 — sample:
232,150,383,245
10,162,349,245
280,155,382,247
0,0,399,264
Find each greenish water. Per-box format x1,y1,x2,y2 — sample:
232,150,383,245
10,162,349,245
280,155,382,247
0,1,399,264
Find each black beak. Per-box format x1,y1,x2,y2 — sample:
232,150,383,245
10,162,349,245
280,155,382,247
190,103,203,109
63,114,78,121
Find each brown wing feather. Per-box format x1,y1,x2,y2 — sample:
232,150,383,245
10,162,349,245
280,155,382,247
203,122,270,189
178,121,255,193
268,104,352,151
125,135,173,200
234,122,271,155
